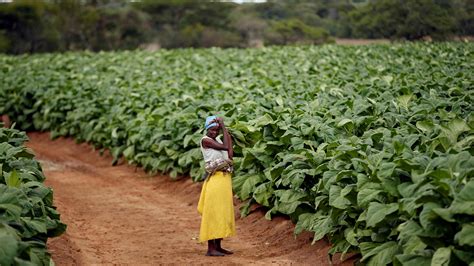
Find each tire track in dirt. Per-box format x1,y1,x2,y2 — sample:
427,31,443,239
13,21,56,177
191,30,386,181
27,132,355,265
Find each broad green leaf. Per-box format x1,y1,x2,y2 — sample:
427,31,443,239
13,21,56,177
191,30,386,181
0,224,19,266
416,120,434,133
312,215,333,243
21,217,48,234
447,119,470,139
440,119,470,145
122,145,135,159
273,190,307,214
5,170,21,188
450,180,474,215
360,241,379,257
431,247,452,266
403,236,427,254
239,199,253,217
367,241,400,266
382,75,393,85
250,114,274,127
253,182,273,207
329,185,352,209
275,189,306,203
366,202,398,227
240,174,264,200
398,94,413,110
397,220,423,243
419,203,447,238
337,118,353,127
432,208,455,223
0,203,22,218
0,186,23,217
454,223,474,247
295,213,313,235
344,227,358,246
377,162,396,179
454,135,474,151
361,241,399,265
357,183,383,207
394,253,432,266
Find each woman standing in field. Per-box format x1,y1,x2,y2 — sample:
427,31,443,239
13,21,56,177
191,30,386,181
197,115,236,256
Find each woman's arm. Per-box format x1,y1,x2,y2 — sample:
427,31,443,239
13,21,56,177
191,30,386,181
202,137,228,150
218,118,233,160
202,117,228,150
201,117,233,159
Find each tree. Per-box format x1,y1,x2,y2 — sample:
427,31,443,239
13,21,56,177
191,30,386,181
133,0,237,48
451,0,474,35
0,1,60,53
231,11,267,47
265,18,332,45
348,0,458,40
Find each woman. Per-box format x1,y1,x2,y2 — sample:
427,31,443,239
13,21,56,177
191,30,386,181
197,115,236,256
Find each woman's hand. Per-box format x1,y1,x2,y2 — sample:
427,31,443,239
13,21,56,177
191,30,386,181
216,117,224,127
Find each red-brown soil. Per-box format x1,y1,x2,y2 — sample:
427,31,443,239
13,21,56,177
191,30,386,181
26,132,356,265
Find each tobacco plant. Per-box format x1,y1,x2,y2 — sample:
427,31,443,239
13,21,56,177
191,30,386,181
0,126,66,265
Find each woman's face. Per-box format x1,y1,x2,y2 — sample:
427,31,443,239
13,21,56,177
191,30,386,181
206,126,219,139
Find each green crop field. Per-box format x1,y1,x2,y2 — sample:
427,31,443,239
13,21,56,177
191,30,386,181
1,43,473,265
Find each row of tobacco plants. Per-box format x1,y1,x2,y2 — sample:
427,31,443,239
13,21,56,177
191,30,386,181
1,43,473,265
0,125,66,264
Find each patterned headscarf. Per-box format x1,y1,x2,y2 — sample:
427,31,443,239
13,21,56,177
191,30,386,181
205,115,218,130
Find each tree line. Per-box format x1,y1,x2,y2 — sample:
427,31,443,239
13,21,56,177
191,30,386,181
0,0,472,54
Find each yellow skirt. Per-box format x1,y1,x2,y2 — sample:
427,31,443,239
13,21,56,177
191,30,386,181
197,171,236,242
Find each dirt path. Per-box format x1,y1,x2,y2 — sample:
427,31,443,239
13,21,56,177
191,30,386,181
26,132,355,265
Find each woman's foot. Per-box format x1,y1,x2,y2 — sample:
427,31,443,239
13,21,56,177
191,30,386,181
206,250,225,256
215,239,233,255
206,240,225,256
217,248,233,255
